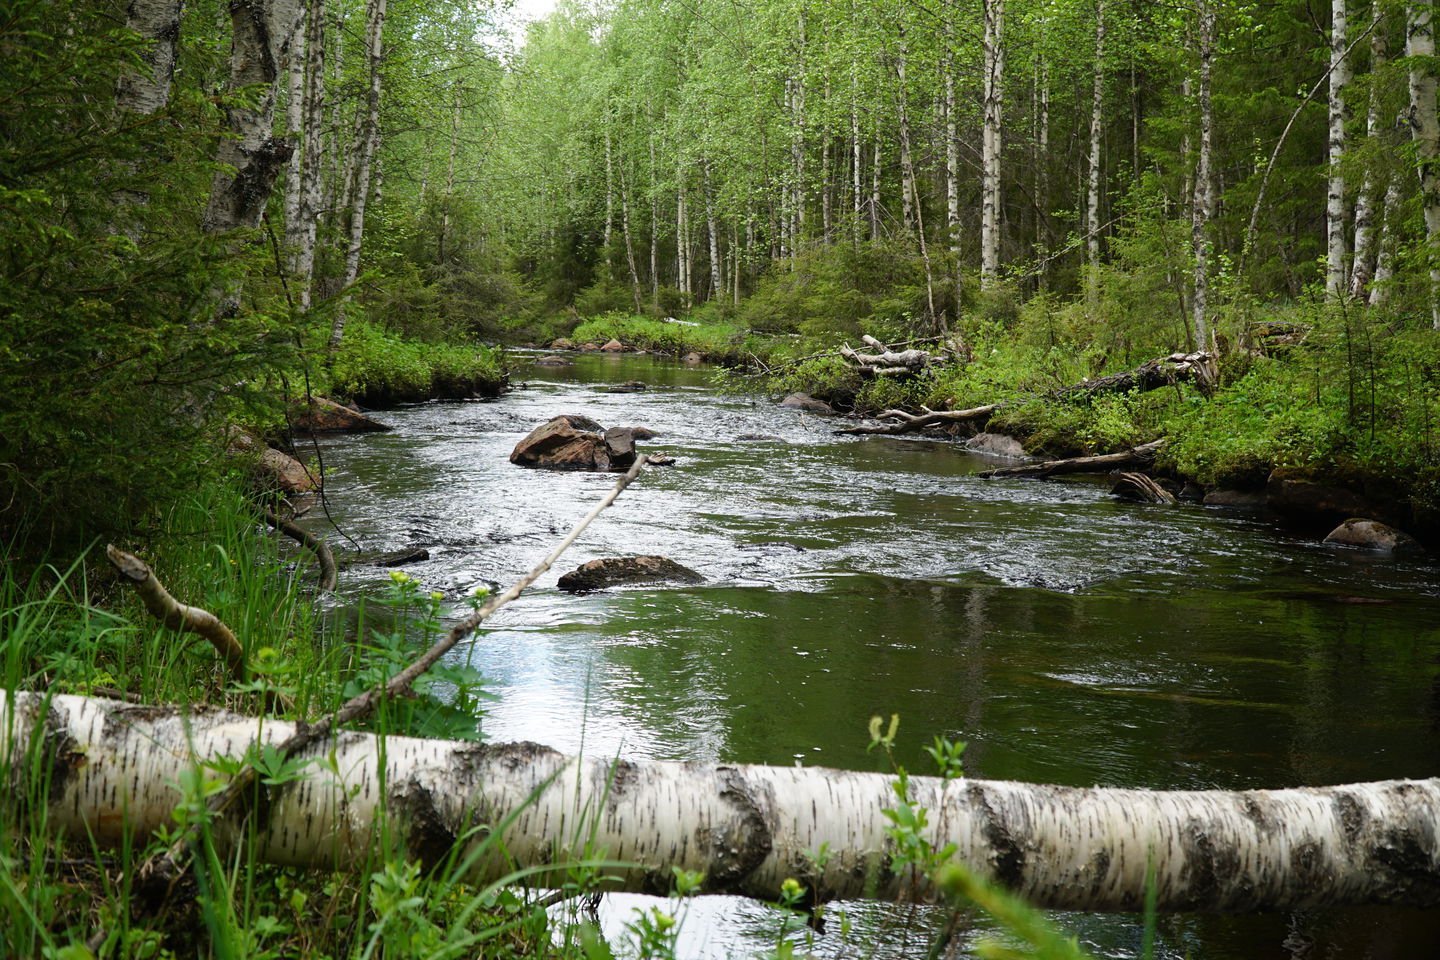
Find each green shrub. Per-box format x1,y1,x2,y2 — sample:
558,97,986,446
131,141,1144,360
327,320,508,404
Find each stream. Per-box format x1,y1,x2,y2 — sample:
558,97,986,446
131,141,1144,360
299,352,1440,959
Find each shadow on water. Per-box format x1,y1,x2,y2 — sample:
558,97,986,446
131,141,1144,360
300,352,1440,959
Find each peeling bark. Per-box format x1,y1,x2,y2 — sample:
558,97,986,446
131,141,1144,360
116,0,186,117
981,0,1005,287
5,692,1439,913
1327,0,1353,298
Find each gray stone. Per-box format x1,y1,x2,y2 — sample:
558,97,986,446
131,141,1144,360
1323,519,1422,553
964,432,1028,458
558,556,704,592
779,393,835,414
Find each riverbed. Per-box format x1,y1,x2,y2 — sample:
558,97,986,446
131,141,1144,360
299,352,1440,958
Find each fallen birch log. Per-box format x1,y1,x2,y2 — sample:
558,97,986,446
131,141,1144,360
977,440,1166,480
3,690,1437,913
837,404,999,436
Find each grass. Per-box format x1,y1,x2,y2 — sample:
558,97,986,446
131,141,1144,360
327,318,509,406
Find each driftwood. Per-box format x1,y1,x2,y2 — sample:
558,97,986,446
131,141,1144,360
839,335,933,377
839,352,1214,438
1110,471,1177,504
106,545,246,680
978,440,1166,480
837,404,999,436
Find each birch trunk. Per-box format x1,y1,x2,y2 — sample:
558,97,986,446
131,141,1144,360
822,78,833,242
1371,168,1406,303
1086,0,1106,309
1326,0,1353,298
1407,1,1440,328
604,126,615,281
981,0,1005,288
897,26,914,231
116,0,186,116
1351,5,1392,300
329,0,385,348
290,0,325,309
871,138,883,241
945,25,960,296
282,6,307,245
202,0,305,235
6,692,1440,913
619,162,644,313
676,168,690,304
851,66,862,244
1191,1,1216,350
649,133,659,299
704,164,722,301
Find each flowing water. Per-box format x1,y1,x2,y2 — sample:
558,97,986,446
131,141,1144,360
299,352,1440,958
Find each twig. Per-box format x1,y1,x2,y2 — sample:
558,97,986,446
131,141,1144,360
262,508,338,592
107,454,651,934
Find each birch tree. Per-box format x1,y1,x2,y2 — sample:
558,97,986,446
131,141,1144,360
1326,0,1353,298
981,0,1006,288
1191,0,1216,350
1407,0,1440,327
5,691,1439,913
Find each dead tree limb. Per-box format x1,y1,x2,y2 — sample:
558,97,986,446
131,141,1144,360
262,508,337,592
106,545,246,681
1110,471,1177,504
837,404,999,435
978,440,1166,479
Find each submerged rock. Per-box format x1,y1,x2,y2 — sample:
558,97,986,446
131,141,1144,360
348,547,431,567
533,356,572,367
683,352,704,365
964,432,1028,458
779,393,835,414
293,396,392,434
558,555,704,592
1323,519,1422,553
610,380,646,392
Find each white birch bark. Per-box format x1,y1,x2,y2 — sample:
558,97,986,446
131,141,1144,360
1351,4,1393,300
871,137,883,241
704,164,722,301
981,0,1006,288
202,0,306,235
945,22,961,295
5,692,1440,913
1083,2,1106,314
1326,0,1353,298
282,6,306,243
1407,1,1440,327
1371,169,1405,303
1087,0,1106,280
851,63,863,243
649,133,659,299
290,0,325,309
116,0,186,116
1192,1,1216,350
619,160,644,312
329,0,385,348
897,25,915,231
603,126,615,281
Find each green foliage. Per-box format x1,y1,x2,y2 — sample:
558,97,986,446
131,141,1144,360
326,319,507,404
742,241,930,337
0,2,294,550
568,314,755,360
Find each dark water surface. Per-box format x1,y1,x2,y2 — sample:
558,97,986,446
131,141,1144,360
301,352,1440,958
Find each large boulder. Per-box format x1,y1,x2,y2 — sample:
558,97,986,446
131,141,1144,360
558,555,704,592
1323,519,1422,553
550,338,575,350
603,427,637,468
779,393,835,415
1202,488,1269,509
293,396,392,434
1266,474,1387,523
601,338,625,352
510,416,613,471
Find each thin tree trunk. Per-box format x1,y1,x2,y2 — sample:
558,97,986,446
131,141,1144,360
945,23,961,299
202,0,305,235
9,691,1440,913
1407,1,1440,327
822,78,833,243
871,137,883,241
1371,166,1405,303
704,163,722,301
649,133,659,299
329,0,385,348
1037,46,1050,289
897,25,915,231
851,66,862,245
290,0,325,309
282,6,306,245
1191,1,1216,350
603,126,615,281
1326,0,1353,298
1351,4,1393,300
438,83,460,266
676,166,690,304
619,158,643,313
981,0,1005,288
1086,0,1106,297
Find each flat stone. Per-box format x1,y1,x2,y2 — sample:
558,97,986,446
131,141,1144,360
558,555,704,592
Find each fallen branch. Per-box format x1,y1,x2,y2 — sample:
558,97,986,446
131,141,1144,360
108,454,651,929
837,404,999,436
977,440,1166,479
262,508,337,592
106,545,246,682
1110,471,1177,504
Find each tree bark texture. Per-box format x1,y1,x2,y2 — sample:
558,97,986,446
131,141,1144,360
1326,0,1352,298
981,0,1005,287
1350,4,1392,300
1191,1,1215,349
202,0,305,235
5,692,1440,913
1407,2,1440,327
116,0,186,116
